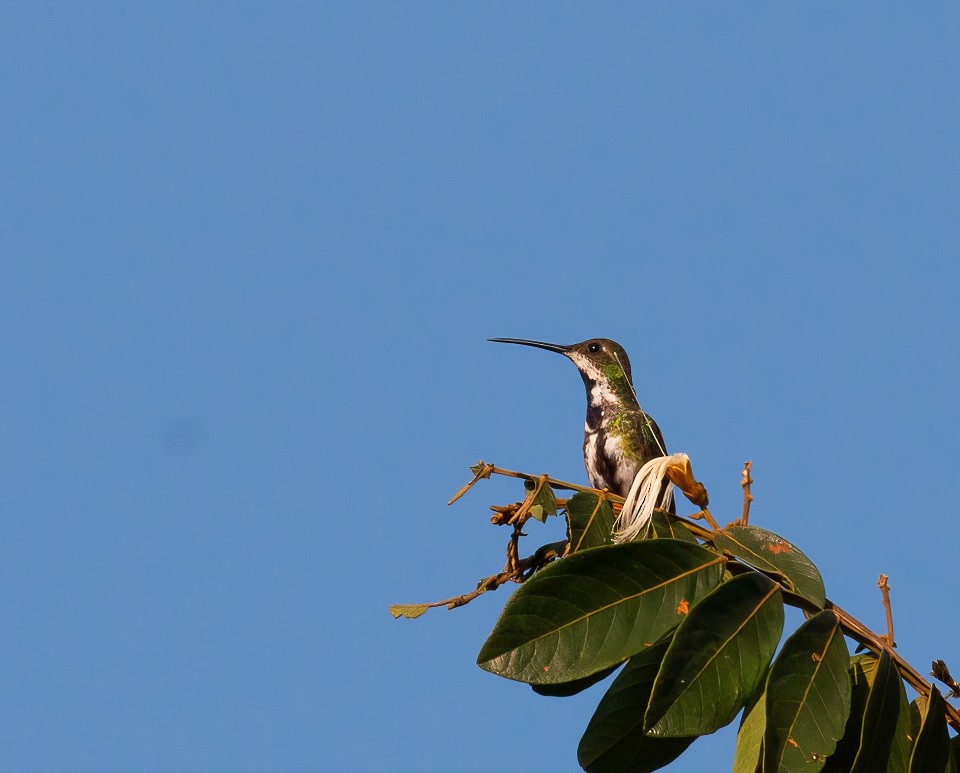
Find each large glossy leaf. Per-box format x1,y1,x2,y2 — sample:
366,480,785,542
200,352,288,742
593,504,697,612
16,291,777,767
909,687,949,772
732,684,766,773
477,540,725,684
566,492,616,552
853,648,907,771
825,650,909,772
645,572,784,737
823,654,876,771
712,526,826,609
764,610,851,772
578,638,695,773
887,671,913,772
531,664,618,697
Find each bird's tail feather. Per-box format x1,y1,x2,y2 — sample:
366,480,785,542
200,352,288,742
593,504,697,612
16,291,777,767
612,453,687,542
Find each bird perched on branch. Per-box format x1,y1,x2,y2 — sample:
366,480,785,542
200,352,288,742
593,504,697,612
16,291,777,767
489,337,673,513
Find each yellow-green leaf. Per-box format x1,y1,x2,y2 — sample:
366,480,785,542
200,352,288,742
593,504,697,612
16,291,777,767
389,604,431,619
732,684,767,773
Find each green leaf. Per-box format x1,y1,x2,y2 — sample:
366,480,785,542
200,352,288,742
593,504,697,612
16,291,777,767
826,650,910,772
909,698,921,745
525,478,558,522
712,526,826,609
887,671,913,772
950,736,960,773
477,540,725,684
536,481,558,516
531,664,619,697
645,510,697,543
909,687,950,773
852,648,908,772
645,572,784,737
388,603,430,619
948,737,959,773
578,638,695,773
566,492,615,552
732,684,767,773
764,610,851,771
822,654,875,771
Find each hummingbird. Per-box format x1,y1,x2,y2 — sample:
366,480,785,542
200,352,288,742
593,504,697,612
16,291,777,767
490,337,674,511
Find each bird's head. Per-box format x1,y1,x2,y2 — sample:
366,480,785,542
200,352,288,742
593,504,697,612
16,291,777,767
489,337,633,390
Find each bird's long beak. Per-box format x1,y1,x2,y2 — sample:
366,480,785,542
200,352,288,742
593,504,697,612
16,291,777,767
488,338,571,355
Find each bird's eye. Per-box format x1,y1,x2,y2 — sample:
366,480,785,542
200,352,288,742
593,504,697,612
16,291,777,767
588,342,601,353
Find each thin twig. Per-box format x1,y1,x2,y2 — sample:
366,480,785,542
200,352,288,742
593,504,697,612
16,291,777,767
823,602,960,731
740,461,754,525
511,474,549,525
690,507,722,530
449,461,604,507
488,502,521,525
877,574,895,648
490,499,570,525
448,462,496,505
486,465,602,493
505,526,522,573
404,540,568,612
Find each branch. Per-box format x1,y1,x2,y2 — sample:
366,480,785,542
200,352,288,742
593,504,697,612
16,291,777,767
447,460,603,506
828,603,960,731
740,461,754,525
877,574,895,648
389,540,566,618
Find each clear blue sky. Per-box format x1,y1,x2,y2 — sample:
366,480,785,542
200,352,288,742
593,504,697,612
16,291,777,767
2,4,958,771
